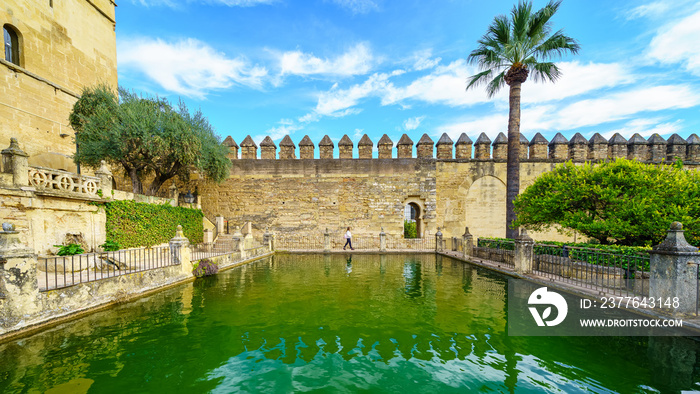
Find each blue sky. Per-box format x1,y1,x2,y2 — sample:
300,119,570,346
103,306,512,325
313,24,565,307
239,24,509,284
115,0,700,151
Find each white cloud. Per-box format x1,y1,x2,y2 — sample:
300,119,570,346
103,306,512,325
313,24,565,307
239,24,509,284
626,2,670,20
601,118,683,139
278,43,375,77
118,37,267,98
647,10,700,76
403,116,425,131
313,72,393,116
411,49,441,71
329,0,379,14
436,114,508,142
254,122,302,144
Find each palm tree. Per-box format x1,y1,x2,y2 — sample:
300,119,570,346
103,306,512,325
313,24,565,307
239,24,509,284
466,0,579,239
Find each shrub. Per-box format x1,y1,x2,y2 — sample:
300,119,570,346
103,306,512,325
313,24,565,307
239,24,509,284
193,259,219,277
404,220,417,238
55,243,85,256
100,240,121,251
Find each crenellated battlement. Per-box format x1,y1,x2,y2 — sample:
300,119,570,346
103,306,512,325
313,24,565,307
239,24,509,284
222,131,700,163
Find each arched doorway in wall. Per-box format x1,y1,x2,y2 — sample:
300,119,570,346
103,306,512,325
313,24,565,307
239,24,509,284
403,197,425,238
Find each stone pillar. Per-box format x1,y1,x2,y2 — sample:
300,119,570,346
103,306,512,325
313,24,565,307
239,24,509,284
649,222,700,316
528,133,548,160
338,134,354,159
474,133,492,160
568,133,588,162
263,227,274,252
215,215,225,235
416,134,434,159
436,133,453,159
168,184,179,207
169,225,193,275
203,229,213,244
279,135,296,159
514,230,534,274
435,227,443,252
608,133,628,159
358,135,373,159
240,135,258,159
397,134,414,158
588,133,608,161
455,133,473,159
299,135,315,159
319,135,334,159
377,134,393,159
222,136,239,160
232,226,245,258
379,227,386,252
548,133,569,161
648,134,667,163
95,160,113,198
627,133,650,161
667,134,687,162
462,226,473,258
0,223,40,331
323,228,331,252
1,138,29,187
260,136,277,160
492,132,508,161
686,134,700,162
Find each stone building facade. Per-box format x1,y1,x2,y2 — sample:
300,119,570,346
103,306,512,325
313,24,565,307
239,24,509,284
1,0,117,171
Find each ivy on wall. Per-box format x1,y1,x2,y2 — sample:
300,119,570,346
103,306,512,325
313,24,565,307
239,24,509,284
104,200,203,248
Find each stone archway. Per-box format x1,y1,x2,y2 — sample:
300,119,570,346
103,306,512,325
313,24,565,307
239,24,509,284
403,197,426,238
464,175,506,238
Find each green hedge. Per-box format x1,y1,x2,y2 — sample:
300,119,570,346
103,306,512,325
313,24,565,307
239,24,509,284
104,200,203,248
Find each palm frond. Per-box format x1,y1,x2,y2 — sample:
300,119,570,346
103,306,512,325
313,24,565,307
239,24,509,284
486,70,507,97
466,70,494,91
511,1,533,41
534,30,580,60
530,62,562,83
527,0,560,38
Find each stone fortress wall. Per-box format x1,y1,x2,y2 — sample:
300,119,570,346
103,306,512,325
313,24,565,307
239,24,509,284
197,131,700,242
1,0,118,172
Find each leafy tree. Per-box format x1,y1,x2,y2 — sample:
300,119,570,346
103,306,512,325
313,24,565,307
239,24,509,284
70,85,230,195
513,159,700,246
466,0,579,239
404,220,417,238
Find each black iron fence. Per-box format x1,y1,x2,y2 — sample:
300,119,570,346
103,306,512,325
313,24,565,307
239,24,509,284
190,239,239,262
38,245,179,291
475,238,515,268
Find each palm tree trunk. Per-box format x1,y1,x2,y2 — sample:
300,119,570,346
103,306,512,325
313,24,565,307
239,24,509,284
506,82,521,239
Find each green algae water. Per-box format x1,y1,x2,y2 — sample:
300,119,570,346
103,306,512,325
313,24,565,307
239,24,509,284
1,254,700,393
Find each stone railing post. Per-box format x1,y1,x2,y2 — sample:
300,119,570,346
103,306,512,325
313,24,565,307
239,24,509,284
650,222,700,316
0,222,40,332
95,160,113,198
263,227,274,252
514,230,534,274
462,226,473,258
323,228,331,252
2,138,29,187
169,225,192,276
435,227,443,252
379,227,386,252
232,226,245,258
215,215,225,235
203,229,213,244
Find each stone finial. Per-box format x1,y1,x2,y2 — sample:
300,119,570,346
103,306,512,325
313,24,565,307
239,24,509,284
462,226,471,237
299,135,315,159
455,133,473,159
627,133,649,161
588,133,608,160
319,135,334,159
608,133,628,159
528,132,548,160
648,133,667,163
338,134,354,159
654,222,698,253
436,133,454,159
568,133,588,162
95,160,112,176
259,136,277,160
686,134,700,162
474,132,492,160
174,225,185,239
358,134,373,159
667,133,687,162
2,138,29,186
240,135,258,159
396,134,414,158
548,133,569,161
377,134,393,159
416,133,434,158
2,138,29,158
519,134,529,160
279,135,297,159
492,132,508,161
516,228,533,241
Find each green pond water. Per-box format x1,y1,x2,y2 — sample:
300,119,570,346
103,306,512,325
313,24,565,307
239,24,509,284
1,253,700,393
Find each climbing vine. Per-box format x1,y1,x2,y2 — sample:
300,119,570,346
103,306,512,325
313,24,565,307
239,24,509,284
104,200,203,248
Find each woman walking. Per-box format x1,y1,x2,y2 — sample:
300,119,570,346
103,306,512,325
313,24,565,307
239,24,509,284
343,227,354,250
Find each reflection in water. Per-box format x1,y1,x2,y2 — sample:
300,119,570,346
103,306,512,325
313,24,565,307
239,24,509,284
1,254,700,393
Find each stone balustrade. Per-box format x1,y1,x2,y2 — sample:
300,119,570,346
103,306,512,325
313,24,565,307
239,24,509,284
220,132,700,163
28,166,102,196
